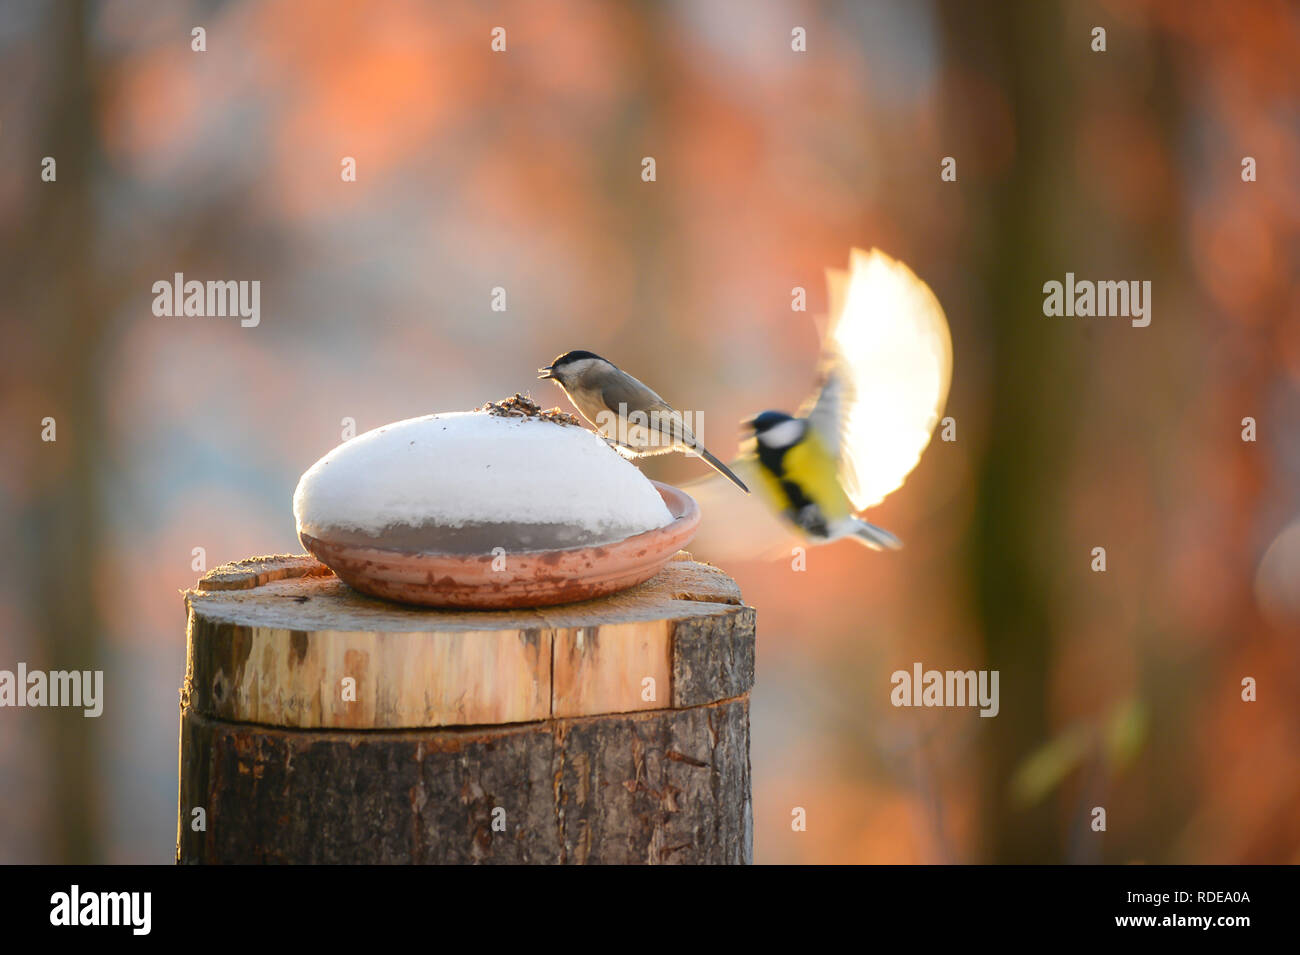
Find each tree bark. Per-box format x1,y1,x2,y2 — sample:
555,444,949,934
178,553,754,864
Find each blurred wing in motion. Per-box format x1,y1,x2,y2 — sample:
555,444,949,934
681,460,803,562
799,248,952,510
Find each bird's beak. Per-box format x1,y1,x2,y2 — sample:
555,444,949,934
739,417,756,433
537,366,555,381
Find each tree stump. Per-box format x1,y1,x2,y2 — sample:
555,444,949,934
177,551,755,864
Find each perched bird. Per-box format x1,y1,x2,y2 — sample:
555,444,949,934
687,248,953,557
538,350,750,493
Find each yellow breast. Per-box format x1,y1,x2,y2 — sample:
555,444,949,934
752,428,852,523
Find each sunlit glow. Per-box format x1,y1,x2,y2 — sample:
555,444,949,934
829,248,953,510
1255,517,1300,628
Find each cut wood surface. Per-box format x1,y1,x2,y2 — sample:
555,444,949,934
196,553,333,591
184,552,755,729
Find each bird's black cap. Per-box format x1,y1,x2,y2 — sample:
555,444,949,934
540,350,616,382
549,350,608,367
745,410,796,433
539,350,612,379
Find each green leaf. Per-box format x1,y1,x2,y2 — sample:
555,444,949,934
1009,724,1094,808
1103,698,1148,770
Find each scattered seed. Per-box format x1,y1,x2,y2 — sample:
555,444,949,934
480,392,581,427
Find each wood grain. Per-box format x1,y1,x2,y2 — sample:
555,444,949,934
184,553,754,728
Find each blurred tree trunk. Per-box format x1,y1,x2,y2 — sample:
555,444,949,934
20,0,103,862
936,0,1077,863
598,1,687,393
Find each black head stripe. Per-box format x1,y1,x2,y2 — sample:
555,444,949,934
552,349,609,368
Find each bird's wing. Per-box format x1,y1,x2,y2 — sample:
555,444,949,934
681,461,804,562
599,374,670,415
798,357,848,460
798,248,952,511
600,377,695,446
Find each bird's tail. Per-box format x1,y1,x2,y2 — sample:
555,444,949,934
850,518,902,551
696,447,750,494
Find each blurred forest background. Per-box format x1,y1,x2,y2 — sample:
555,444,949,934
2,0,1298,864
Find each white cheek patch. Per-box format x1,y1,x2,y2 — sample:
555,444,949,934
757,420,804,448
562,358,600,379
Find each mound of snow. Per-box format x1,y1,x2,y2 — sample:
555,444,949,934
293,412,672,552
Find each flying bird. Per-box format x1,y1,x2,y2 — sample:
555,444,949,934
687,248,953,557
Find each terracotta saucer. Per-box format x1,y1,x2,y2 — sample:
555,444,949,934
298,481,700,609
